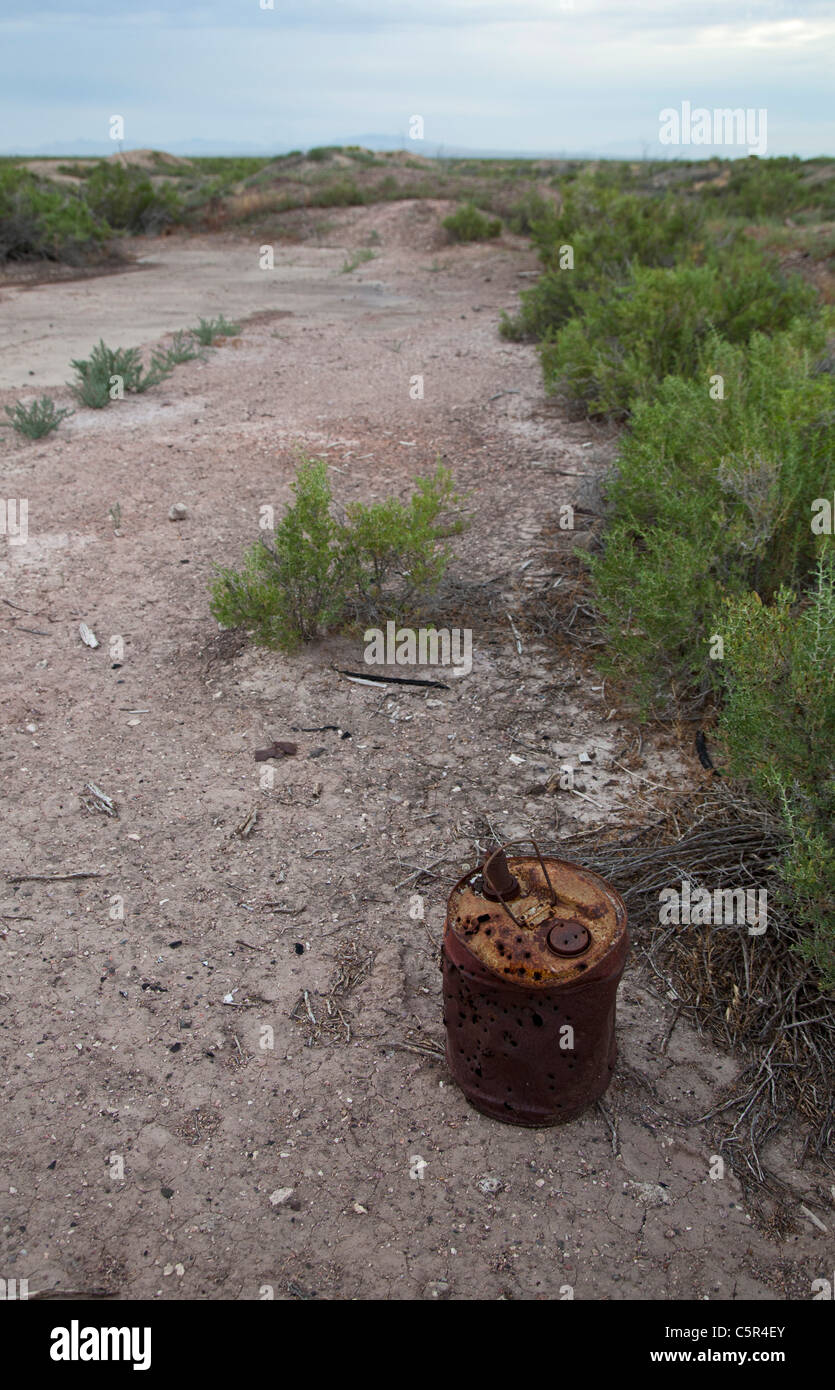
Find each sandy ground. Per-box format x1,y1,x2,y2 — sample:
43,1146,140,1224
0,203,830,1300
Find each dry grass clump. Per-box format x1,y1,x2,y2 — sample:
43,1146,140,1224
567,783,834,1201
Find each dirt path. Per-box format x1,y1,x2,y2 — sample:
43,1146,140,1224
0,205,827,1300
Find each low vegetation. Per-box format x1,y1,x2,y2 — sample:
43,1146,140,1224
163,329,205,364
341,248,376,273
718,554,835,989
209,458,466,651
502,158,835,1005
442,202,501,242
81,161,182,234
192,315,241,345
2,395,73,438
540,247,818,419
65,320,238,408
0,164,107,263
69,339,173,407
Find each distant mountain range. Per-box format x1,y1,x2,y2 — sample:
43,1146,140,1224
1,133,808,160
4,133,586,159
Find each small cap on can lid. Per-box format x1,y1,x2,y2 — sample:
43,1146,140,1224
547,920,591,957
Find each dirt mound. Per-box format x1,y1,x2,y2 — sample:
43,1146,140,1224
248,147,437,187
376,148,436,168
108,148,193,170
326,198,460,251
18,159,92,186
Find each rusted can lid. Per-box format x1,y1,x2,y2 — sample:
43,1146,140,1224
446,853,626,987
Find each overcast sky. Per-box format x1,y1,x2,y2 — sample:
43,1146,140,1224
2,0,833,157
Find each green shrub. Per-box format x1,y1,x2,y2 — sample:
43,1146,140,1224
342,467,465,613
498,310,529,341
211,459,344,649
0,165,107,263
702,156,808,220
500,267,583,341
511,182,815,362
83,161,182,233
313,179,367,208
68,358,113,409
209,459,465,651
540,264,719,417
163,330,204,365
56,162,94,180
717,554,835,990
530,182,700,276
442,203,501,242
540,246,818,418
504,185,702,342
503,191,554,236
703,231,818,342
192,315,241,345
588,325,835,705
2,396,73,439
69,339,172,407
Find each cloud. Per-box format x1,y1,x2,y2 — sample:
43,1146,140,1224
1,0,832,155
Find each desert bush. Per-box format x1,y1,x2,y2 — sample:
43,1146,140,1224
83,161,182,233
163,330,204,365
702,156,809,220
588,324,835,705
702,231,819,340
190,156,270,184
2,396,73,439
716,554,835,990
0,165,106,263
209,459,465,651
540,246,818,417
341,467,465,612
313,179,367,207
442,203,501,242
531,182,700,274
499,267,581,341
56,162,93,180
540,264,719,417
69,339,173,407
500,191,554,236
503,185,701,341
192,315,241,345
211,460,344,649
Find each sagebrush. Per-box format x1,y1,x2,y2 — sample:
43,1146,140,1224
717,554,835,991
210,458,466,651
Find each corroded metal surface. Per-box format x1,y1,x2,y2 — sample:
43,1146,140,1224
442,852,628,1127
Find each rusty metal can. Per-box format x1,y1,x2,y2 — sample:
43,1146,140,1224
442,841,628,1127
